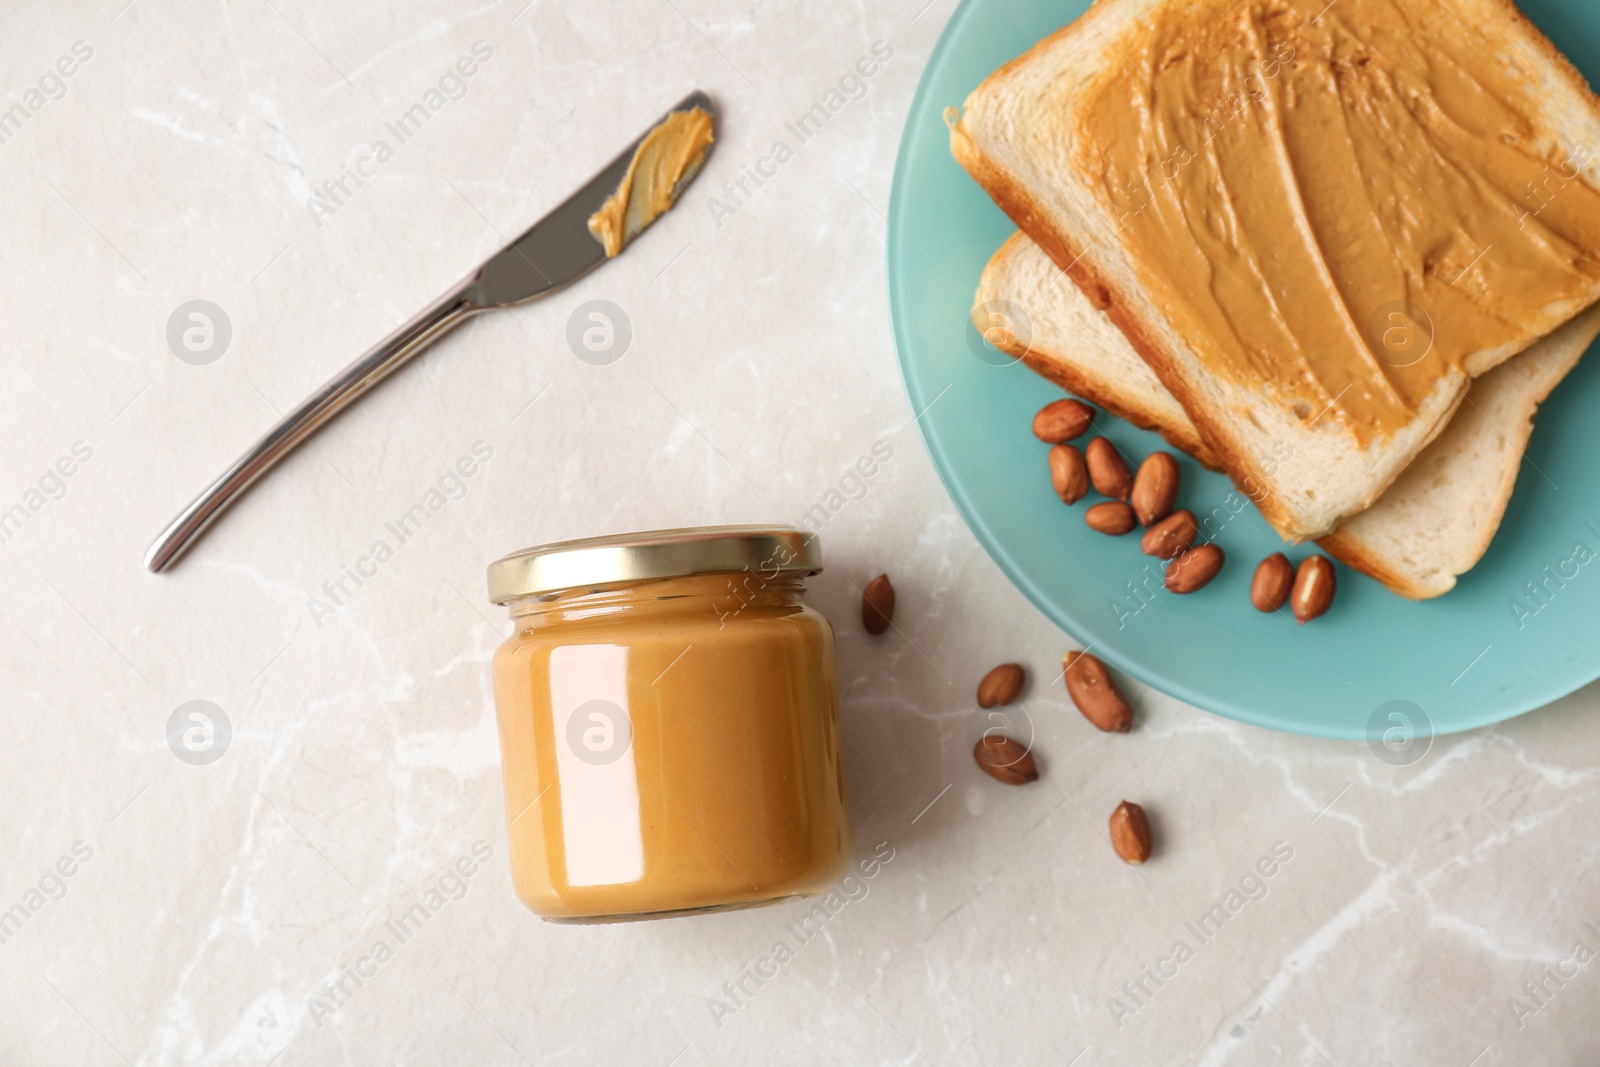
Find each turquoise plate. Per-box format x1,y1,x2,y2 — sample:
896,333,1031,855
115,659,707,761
887,0,1600,739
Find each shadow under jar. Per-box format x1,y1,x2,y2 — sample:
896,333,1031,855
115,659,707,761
486,526,854,923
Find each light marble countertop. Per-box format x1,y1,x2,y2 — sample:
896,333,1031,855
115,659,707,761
5,1,1600,1064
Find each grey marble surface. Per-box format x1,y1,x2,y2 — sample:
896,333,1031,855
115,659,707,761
4,1,1600,1064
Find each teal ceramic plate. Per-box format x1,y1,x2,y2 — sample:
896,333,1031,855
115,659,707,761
887,0,1600,739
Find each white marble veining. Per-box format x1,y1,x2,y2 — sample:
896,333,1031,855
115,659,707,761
4,2,1600,1064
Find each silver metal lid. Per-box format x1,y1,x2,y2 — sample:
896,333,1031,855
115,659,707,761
486,525,822,604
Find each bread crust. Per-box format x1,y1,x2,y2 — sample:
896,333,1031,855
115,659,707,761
974,234,1221,465
1013,346,1220,467
1315,528,1436,598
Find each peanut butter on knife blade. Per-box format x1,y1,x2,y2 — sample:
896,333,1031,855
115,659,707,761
587,106,715,256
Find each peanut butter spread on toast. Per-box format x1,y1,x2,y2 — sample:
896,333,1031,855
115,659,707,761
1077,0,1600,442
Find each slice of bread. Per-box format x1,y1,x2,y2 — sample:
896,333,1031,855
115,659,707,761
978,232,1600,598
950,0,1600,541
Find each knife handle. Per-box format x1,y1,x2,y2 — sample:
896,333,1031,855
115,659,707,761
144,277,484,573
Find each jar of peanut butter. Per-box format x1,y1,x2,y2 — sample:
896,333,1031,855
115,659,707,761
486,526,854,923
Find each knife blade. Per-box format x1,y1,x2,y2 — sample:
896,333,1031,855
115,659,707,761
476,88,713,307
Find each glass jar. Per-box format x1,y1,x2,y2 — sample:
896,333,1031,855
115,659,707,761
486,526,853,923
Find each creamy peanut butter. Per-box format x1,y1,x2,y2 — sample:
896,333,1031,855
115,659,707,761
1076,0,1600,441
488,530,851,923
587,106,714,257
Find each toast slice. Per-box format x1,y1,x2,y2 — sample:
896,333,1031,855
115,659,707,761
978,232,1600,598
951,0,1600,541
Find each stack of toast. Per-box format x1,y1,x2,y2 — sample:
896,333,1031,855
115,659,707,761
949,0,1600,598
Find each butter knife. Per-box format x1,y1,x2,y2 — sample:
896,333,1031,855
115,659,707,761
145,89,715,573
